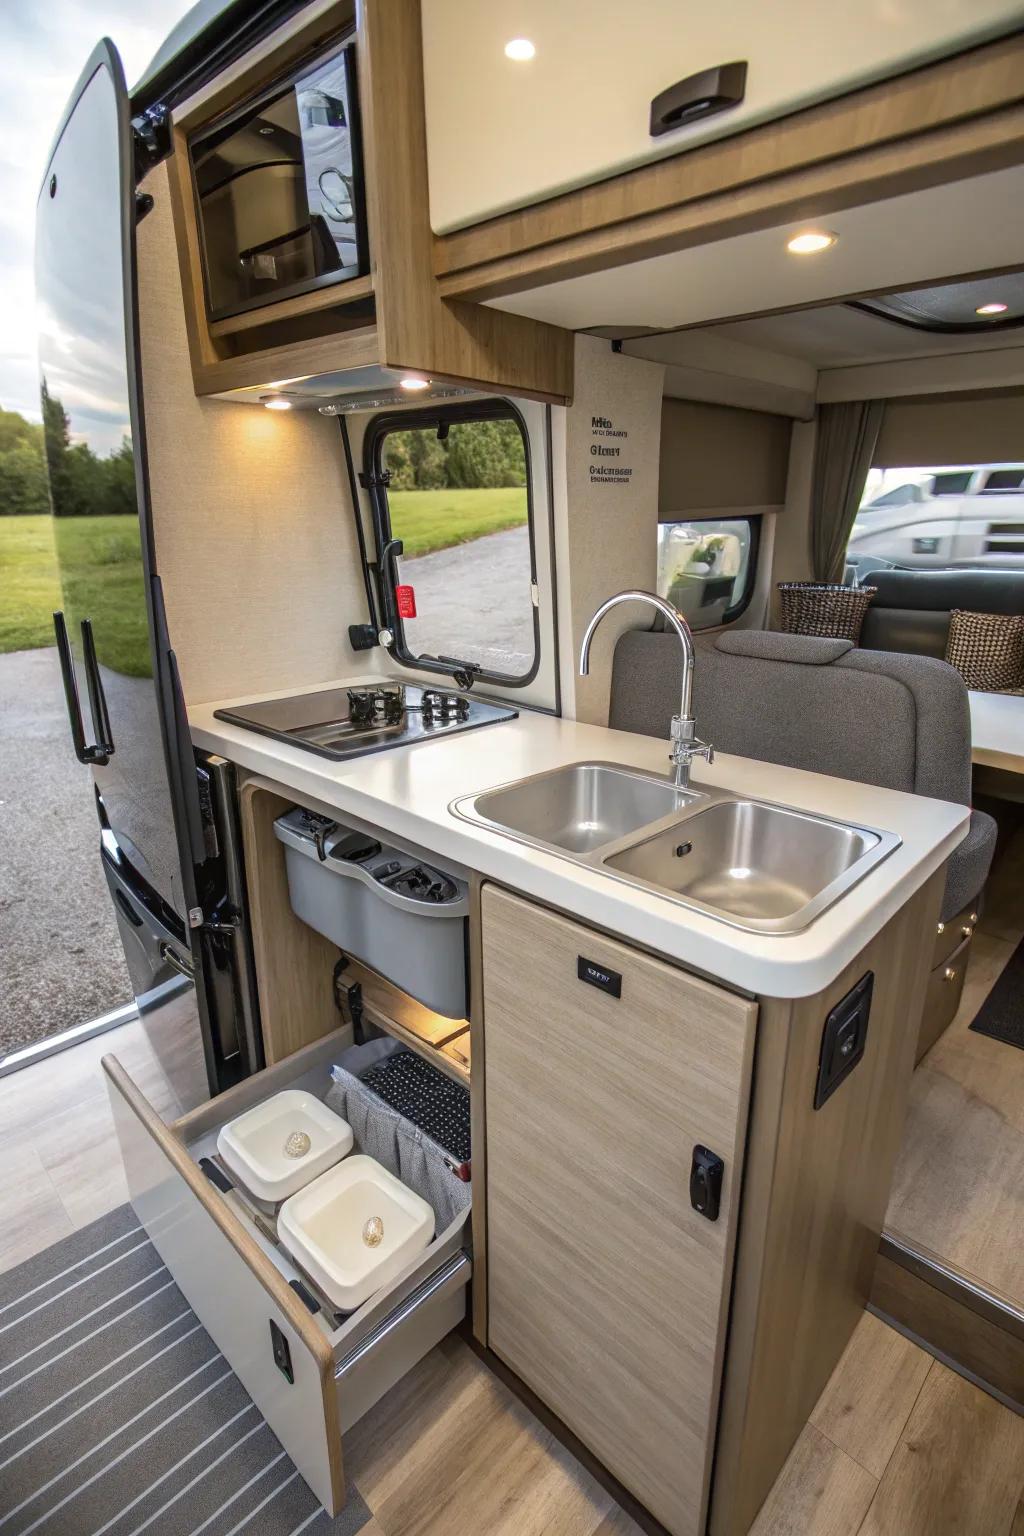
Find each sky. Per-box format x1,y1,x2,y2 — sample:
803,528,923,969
0,0,196,426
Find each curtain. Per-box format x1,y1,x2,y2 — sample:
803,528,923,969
809,400,884,583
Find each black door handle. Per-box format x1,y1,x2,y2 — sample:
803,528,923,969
650,61,747,137
53,610,111,765
81,619,115,758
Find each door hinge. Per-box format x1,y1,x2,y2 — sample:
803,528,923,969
132,104,172,172
531,580,540,609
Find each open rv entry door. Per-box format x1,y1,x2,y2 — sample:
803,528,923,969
35,41,262,1100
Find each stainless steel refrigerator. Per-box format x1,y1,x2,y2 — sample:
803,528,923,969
35,40,263,1102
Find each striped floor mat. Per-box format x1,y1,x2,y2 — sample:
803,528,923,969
0,1206,372,1536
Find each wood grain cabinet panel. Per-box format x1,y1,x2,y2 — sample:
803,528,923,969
480,885,757,1536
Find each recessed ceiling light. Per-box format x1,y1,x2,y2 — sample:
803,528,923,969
976,301,1009,316
399,376,430,391
786,230,838,255
261,396,292,410
504,38,535,61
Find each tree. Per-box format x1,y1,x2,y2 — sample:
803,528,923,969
0,440,50,516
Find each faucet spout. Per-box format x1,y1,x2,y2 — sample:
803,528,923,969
578,589,713,790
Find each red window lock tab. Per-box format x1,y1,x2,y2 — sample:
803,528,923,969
395,584,417,619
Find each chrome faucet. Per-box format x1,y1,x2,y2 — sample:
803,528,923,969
578,590,714,790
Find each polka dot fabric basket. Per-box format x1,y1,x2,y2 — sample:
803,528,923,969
777,582,877,643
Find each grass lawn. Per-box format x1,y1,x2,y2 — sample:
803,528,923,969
1,514,151,675
0,515,61,652
389,486,528,558
0,490,527,666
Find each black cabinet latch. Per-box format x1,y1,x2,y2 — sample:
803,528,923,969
690,1145,724,1221
270,1320,294,1384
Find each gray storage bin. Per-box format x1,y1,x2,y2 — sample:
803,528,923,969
274,807,469,1017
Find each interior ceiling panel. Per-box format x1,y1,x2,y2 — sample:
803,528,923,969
487,164,1024,335
855,271,1024,332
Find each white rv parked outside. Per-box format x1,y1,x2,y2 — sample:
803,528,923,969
848,463,1024,568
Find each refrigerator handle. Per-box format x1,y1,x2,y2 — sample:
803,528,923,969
81,619,115,757
52,610,110,766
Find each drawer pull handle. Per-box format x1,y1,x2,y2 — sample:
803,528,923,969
961,925,973,939
650,61,747,138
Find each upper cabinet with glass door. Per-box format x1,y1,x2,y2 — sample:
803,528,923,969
422,0,1024,233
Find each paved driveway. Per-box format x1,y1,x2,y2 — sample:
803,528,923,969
399,525,534,674
0,649,130,1055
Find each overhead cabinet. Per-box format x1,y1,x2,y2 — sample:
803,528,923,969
422,0,1024,233
161,0,573,402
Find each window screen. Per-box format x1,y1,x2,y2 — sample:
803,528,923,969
368,404,537,684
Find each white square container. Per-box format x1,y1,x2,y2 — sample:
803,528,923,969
217,1089,354,1204
279,1154,435,1312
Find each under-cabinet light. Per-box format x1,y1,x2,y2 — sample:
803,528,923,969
399,376,430,391
785,230,837,255
504,38,536,61
976,302,1009,316
262,397,292,410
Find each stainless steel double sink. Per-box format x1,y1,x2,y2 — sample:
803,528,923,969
451,762,901,934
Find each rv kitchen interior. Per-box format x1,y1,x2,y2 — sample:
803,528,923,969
7,4,1024,1534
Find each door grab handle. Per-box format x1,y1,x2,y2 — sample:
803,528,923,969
81,619,115,758
53,611,111,765
650,61,747,137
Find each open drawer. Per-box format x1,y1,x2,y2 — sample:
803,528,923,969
104,1028,471,1517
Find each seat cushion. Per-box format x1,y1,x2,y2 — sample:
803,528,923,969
610,630,969,802
943,809,998,922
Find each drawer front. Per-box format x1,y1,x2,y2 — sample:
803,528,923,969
481,886,757,1536
106,1036,473,1518
105,1060,344,1516
918,932,971,1062
422,0,1024,232
336,1253,470,1430
933,898,979,969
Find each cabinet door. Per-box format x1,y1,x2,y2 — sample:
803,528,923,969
481,886,756,1536
423,0,1024,232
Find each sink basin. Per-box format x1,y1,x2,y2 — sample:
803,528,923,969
279,1154,435,1313
465,762,692,855
604,798,896,932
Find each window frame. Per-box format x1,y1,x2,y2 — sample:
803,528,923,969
656,514,761,630
363,397,541,688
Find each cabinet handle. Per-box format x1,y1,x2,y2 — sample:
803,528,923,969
650,61,747,138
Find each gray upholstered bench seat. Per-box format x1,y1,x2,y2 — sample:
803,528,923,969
609,628,996,924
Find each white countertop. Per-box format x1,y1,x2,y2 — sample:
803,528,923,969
970,690,1024,774
190,683,969,999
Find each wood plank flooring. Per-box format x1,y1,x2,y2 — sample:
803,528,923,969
0,1016,184,1274
885,830,1024,1307
750,1311,1024,1536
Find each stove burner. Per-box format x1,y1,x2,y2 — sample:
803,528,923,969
347,688,405,728
420,690,470,725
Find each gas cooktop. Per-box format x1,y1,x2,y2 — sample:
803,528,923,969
213,680,517,762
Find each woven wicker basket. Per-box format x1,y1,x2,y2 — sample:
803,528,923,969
777,582,877,643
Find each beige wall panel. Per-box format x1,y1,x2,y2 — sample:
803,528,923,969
660,398,793,515
553,334,664,724
136,161,373,706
